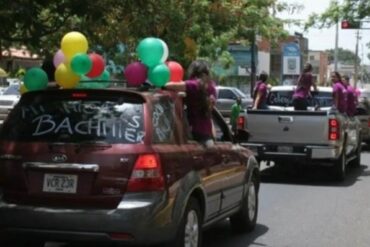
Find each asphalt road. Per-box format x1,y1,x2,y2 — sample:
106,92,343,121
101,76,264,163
30,147,370,247
202,146,370,247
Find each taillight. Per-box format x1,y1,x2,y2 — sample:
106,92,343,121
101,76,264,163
237,116,245,130
328,119,340,141
127,154,165,192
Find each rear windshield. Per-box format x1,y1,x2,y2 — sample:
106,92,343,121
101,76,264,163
267,90,333,107
0,93,145,144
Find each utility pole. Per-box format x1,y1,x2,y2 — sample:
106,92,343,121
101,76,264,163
250,32,256,98
354,30,360,88
334,21,339,71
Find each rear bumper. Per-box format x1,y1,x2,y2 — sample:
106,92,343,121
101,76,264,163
242,143,341,162
0,192,176,245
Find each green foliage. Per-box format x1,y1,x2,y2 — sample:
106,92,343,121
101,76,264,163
0,0,295,75
326,48,361,65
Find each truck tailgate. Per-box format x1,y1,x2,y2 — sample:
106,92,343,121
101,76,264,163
247,110,330,145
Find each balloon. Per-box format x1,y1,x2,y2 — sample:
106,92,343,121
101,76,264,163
148,63,170,87
19,83,28,94
166,61,184,82
53,50,65,68
61,31,88,59
71,53,92,75
86,53,105,78
124,62,148,86
137,37,164,68
24,68,48,91
160,39,169,63
55,63,80,88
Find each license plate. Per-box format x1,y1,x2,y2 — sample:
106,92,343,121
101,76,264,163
43,174,78,194
277,146,293,153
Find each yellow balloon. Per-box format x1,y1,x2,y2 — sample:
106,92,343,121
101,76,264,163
19,83,28,94
61,31,88,59
55,63,80,88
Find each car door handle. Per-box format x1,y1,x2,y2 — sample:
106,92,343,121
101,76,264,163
278,116,294,123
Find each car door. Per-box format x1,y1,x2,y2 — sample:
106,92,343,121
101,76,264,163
212,110,247,212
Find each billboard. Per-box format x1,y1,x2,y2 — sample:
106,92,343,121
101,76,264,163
282,43,300,75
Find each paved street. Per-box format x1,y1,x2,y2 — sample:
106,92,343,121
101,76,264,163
39,147,370,247
202,146,370,247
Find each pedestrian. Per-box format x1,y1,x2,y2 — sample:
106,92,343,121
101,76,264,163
292,63,317,110
252,72,268,109
163,60,216,147
342,75,357,117
230,96,242,136
331,71,347,114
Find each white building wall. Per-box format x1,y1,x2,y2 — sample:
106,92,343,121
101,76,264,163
257,51,270,75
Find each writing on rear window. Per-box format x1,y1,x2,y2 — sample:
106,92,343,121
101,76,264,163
1,100,145,144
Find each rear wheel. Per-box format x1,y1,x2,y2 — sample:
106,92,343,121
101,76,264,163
350,138,362,167
333,146,346,181
230,173,258,233
169,198,202,247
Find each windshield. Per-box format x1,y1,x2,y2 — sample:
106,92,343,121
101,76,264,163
267,90,333,107
0,95,145,144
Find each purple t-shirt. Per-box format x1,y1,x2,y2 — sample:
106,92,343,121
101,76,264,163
185,79,216,136
346,85,357,116
293,73,313,99
253,81,267,108
332,81,347,114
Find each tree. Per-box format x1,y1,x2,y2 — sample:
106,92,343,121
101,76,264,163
326,48,361,65
0,0,297,74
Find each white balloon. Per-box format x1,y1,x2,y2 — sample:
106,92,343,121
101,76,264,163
159,39,169,63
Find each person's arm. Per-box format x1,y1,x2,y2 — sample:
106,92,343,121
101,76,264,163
163,81,186,91
252,91,262,110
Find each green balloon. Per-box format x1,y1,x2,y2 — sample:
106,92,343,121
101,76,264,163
71,53,92,75
24,68,48,91
148,63,170,87
137,37,164,68
97,70,111,88
77,71,110,89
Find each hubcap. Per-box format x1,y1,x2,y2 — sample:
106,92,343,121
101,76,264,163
248,183,256,220
184,210,199,247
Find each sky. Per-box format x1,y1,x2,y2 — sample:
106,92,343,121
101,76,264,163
278,0,370,64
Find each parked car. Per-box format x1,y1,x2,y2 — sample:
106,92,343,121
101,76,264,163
216,86,253,118
0,83,20,126
239,85,361,181
0,87,259,247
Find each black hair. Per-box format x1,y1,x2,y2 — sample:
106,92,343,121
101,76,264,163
303,63,312,73
187,60,212,117
259,72,268,82
41,59,55,82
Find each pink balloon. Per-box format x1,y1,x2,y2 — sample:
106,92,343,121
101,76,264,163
124,62,148,86
53,50,65,68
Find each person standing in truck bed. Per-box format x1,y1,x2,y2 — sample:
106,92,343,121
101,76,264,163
342,75,357,117
252,72,268,110
331,71,347,114
292,63,317,110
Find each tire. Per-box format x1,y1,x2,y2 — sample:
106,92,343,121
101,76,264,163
230,173,258,233
333,146,346,181
350,138,362,167
169,198,202,247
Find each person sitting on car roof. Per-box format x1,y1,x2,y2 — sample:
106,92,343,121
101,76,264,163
163,60,217,147
292,63,317,110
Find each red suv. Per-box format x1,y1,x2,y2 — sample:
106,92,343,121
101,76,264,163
0,88,259,247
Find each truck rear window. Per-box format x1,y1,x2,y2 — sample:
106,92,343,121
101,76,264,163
0,94,145,144
267,90,333,107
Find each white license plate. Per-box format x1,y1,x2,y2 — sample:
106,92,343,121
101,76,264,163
43,174,78,194
277,146,293,153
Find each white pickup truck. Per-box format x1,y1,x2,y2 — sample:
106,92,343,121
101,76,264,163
240,85,361,181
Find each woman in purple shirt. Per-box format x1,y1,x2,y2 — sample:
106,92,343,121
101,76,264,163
164,60,216,147
331,72,347,114
342,75,357,117
292,63,317,110
252,72,268,109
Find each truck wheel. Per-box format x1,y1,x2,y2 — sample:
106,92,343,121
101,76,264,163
350,138,362,167
333,146,346,181
169,198,202,247
230,173,258,233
